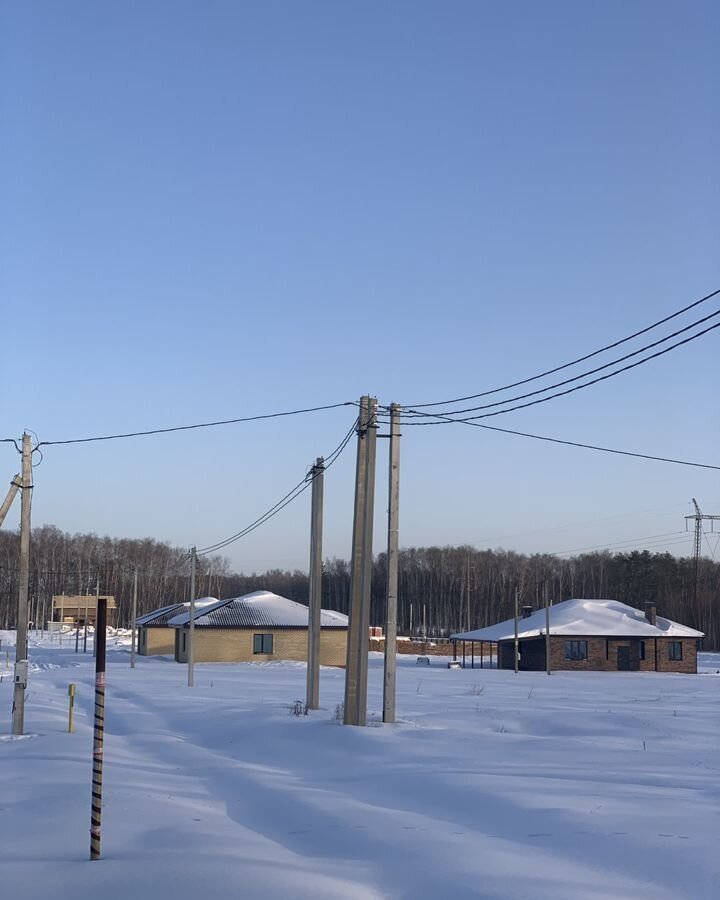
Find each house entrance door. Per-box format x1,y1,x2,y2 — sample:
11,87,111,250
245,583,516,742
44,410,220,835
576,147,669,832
617,646,631,670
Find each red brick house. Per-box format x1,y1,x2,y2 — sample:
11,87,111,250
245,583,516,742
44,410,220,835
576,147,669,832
450,599,703,673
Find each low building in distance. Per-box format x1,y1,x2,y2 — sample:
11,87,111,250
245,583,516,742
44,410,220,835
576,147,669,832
170,590,348,666
450,599,703,673
52,594,117,628
136,598,219,655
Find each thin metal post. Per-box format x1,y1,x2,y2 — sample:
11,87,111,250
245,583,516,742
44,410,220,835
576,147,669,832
514,586,519,674
89,597,107,860
68,683,76,732
130,568,138,669
12,434,32,735
545,583,551,675
306,458,324,710
188,546,197,686
83,595,88,653
93,575,99,658
383,403,400,724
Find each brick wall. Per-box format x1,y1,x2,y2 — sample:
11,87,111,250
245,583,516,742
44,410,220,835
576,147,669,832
494,636,698,673
175,627,347,667
138,626,176,656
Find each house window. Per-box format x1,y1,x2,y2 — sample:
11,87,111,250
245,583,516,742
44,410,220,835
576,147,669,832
564,640,588,661
639,640,646,661
181,632,187,652
668,641,683,661
253,634,273,654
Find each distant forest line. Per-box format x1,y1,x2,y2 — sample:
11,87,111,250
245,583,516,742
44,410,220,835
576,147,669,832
0,525,718,648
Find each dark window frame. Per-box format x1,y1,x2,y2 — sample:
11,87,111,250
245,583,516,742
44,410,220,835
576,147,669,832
639,640,646,661
564,640,588,661
668,641,683,661
253,633,274,655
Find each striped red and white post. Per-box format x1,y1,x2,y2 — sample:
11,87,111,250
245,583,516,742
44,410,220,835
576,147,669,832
90,596,107,860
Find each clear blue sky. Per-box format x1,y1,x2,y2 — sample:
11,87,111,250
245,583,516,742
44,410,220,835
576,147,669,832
1,1,718,571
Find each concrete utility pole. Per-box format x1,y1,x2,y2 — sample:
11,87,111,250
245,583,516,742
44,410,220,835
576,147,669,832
306,457,324,710
383,403,401,724
12,434,32,735
0,473,21,528
544,583,551,675
513,586,519,674
130,567,138,669
344,396,378,726
188,546,197,687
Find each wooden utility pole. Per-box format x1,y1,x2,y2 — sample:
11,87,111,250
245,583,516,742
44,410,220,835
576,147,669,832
344,396,378,726
513,586,519,674
12,434,32,736
383,403,400,724
188,546,197,687
306,457,324,710
0,473,21,528
130,568,138,669
89,597,107,860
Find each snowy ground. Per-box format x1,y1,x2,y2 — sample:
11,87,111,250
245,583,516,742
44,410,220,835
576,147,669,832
1,631,719,900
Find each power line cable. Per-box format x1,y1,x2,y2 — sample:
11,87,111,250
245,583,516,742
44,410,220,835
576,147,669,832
400,308,720,418
396,320,720,423
195,417,358,557
378,410,720,471
407,286,720,408
35,402,355,446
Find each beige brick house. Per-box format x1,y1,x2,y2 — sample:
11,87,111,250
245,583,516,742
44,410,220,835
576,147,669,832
170,591,348,666
451,599,703,674
136,598,219,655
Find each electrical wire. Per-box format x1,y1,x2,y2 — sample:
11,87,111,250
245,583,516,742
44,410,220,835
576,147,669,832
395,320,720,422
406,286,720,408
550,531,686,556
399,308,720,418
36,402,355,446
377,410,720,471
195,417,358,557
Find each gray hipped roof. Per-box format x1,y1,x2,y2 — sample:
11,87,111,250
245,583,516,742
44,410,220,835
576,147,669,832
169,590,348,629
136,598,219,627
451,598,704,642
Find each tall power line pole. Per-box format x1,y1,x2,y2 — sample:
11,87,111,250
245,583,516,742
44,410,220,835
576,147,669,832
344,396,378,726
383,403,401,724
188,546,197,687
685,499,720,611
306,457,324,710
12,434,32,735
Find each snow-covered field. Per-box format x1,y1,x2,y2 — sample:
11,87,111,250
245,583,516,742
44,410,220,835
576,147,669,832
1,630,719,900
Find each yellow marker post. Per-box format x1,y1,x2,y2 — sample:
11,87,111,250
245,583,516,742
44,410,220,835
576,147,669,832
68,683,76,733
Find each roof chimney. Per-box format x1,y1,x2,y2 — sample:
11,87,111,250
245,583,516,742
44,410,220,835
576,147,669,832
521,605,533,619
644,601,657,626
